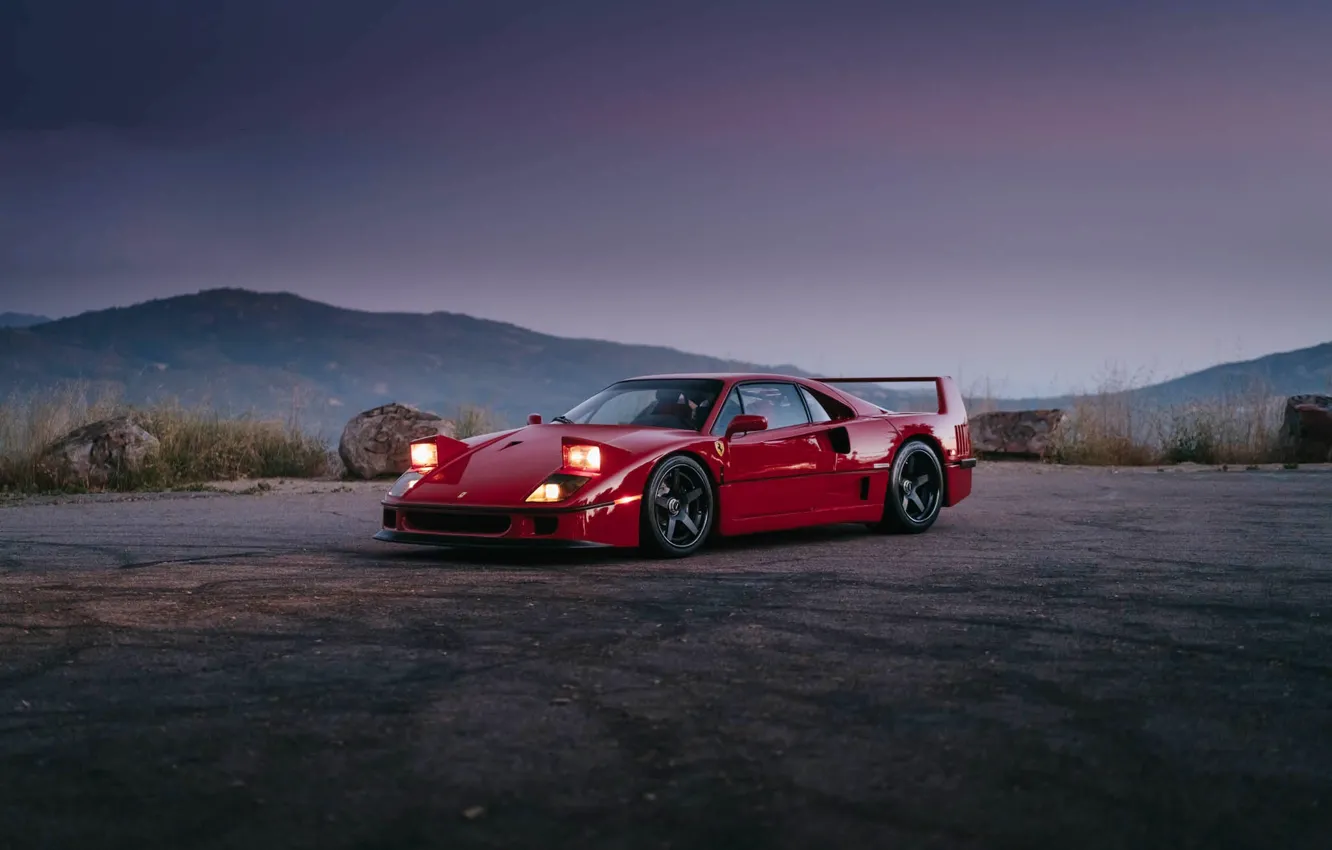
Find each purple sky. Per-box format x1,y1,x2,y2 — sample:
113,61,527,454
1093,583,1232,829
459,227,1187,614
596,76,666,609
2,0,1330,396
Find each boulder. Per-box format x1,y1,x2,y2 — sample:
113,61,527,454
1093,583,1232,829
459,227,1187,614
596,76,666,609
338,403,452,479
1281,394,1332,462
968,409,1066,458
36,416,160,489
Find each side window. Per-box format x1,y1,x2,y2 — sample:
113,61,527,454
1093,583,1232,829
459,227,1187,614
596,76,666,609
799,386,833,423
710,387,744,436
736,382,810,431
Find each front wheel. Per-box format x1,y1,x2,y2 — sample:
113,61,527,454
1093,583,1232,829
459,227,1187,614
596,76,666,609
871,439,944,534
639,455,714,557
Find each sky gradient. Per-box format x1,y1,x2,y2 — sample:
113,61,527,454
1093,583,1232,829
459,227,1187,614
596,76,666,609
2,0,1330,396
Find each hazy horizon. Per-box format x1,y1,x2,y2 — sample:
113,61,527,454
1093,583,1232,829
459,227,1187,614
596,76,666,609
4,0,1330,397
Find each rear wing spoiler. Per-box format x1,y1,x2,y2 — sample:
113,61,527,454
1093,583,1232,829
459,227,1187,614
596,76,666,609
812,376,965,417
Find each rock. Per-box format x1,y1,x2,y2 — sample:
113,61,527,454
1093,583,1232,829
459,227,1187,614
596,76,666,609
1281,394,1332,462
338,403,452,479
968,409,1066,457
36,416,160,489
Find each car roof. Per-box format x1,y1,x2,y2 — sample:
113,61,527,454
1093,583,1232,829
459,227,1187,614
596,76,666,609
621,372,809,383
612,373,889,416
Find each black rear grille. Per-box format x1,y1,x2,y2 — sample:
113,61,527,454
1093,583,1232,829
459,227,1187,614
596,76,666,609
402,511,511,535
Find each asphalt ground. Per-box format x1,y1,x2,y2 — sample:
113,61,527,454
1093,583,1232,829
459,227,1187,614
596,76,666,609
1,463,1330,850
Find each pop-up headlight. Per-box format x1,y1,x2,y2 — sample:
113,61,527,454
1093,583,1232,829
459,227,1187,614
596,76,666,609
562,444,601,472
409,440,439,470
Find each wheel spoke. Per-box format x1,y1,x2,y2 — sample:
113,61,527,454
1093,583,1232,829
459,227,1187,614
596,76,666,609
915,475,929,488
665,515,678,541
908,491,926,513
679,513,699,536
684,487,703,503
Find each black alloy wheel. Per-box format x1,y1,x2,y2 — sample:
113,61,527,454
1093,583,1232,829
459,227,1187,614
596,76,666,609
872,439,944,534
640,455,714,557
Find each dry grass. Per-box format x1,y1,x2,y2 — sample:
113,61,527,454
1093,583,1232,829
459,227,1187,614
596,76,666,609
133,405,334,484
1043,366,1289,467
961,376,1004,416
0,367,1312,491
451,403,504,439
0,382,333,493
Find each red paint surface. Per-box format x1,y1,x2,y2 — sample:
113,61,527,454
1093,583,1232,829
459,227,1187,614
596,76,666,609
380,372,974,548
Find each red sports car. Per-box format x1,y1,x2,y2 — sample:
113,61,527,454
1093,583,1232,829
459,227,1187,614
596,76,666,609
376,373,976,557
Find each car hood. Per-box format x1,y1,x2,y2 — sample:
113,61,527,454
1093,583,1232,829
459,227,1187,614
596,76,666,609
397,423,701,506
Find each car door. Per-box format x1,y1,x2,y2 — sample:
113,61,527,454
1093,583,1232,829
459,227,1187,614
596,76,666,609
714,382,834,519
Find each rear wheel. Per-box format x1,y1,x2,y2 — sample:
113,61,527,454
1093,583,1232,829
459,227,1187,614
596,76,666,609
871,439,944,534
639,455,714,557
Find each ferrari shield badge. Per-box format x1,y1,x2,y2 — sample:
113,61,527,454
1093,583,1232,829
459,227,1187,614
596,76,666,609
714,440,725,456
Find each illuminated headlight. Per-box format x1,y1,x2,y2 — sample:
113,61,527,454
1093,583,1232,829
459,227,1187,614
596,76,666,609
388,470,424,497
562,444,601,472
525,473,590,503
409,440,438,470
409,441,438,470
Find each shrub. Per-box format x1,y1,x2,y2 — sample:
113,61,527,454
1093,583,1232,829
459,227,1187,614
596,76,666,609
451,403,503,438
132,404,332,484
1043,366,1285,466
0,382,331,493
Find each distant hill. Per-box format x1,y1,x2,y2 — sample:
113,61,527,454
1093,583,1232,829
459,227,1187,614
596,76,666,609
1133,342,1332,404
0,289,901,434
1,289,1326,434
984,341,1332,412
0,312,50,328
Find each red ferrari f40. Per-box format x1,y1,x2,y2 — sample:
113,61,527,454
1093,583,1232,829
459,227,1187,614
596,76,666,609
376,373,975,557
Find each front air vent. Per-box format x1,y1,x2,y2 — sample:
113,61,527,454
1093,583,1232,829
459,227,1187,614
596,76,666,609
402,511,511,535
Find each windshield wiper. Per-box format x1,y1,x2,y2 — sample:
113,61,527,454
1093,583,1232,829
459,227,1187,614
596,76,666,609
551,415,573,424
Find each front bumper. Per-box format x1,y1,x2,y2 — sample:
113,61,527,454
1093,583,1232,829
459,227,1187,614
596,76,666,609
377,495,642,549
374,529,613,549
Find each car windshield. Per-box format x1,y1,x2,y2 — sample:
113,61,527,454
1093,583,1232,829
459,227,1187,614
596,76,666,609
558,379,724,430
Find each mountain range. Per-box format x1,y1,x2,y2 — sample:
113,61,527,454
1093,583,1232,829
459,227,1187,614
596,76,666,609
1,289,1328,434
0,312,51,328
0,289,811,434
984,341,1332,412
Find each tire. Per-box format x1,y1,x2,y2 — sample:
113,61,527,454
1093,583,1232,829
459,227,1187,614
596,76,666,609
639,454,715,557
871,439,944,534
